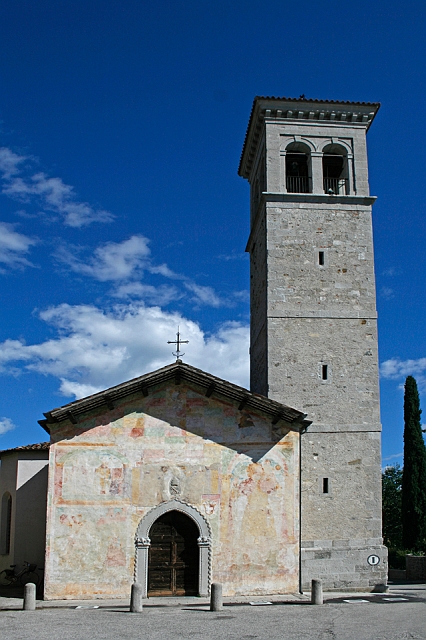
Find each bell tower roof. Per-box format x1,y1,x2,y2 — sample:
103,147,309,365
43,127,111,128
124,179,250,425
238,96,380,180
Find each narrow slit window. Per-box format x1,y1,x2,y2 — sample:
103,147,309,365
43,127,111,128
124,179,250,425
321,364,328,380
318,251,325,266
323,478,329,494
0,492,12,555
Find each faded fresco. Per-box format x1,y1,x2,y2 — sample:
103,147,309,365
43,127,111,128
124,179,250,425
44,380,300,599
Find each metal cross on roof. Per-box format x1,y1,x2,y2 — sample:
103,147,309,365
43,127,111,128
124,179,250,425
167,327,189,361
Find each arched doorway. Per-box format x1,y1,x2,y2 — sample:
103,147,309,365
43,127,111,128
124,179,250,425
148,511,199,596
135,499,211,597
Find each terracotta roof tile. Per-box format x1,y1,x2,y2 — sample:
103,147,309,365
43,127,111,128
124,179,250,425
0,442,50,456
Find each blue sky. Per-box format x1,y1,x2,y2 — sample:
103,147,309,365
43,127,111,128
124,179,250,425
0,0,425,465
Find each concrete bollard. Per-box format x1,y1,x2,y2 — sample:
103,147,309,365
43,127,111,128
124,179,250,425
130,582,143,613
210,582,223,611
23,582,36,611
311,579,323,605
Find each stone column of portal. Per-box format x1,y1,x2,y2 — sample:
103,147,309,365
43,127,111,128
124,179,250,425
197,536,211,597
310,152,323,194
135,537,151,598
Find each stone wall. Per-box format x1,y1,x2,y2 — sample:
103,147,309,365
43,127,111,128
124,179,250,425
267,316,380,427
249,208,268,396
266,203,377,319
300,431,387,590
245,105,387,591
301,540,387,591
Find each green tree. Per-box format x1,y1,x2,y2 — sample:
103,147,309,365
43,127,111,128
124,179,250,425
382,464,403,549
402,376,426,550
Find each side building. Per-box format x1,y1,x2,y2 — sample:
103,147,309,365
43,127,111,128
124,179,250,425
0,443,49,576
239,96,387,590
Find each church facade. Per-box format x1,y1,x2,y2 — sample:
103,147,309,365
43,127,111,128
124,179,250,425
0,96,388,598
40,362,308,599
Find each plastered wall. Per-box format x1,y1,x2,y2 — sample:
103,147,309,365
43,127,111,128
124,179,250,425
0,452,49,573
45,381,300,599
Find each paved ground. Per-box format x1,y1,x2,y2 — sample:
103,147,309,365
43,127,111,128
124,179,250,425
0,583,425,640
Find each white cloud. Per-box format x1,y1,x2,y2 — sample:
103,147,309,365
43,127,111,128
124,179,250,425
382,267,397,277
232,290,250,303
0,417,16,435
55,234,228,308
380,357,426,380
149,263,184,279
0,148,26,179
184,282,223,307
382,452,403,462
113,282,182,305
0,222,37,271
380,357,426,392
0,147,114,227
380,286,394,300
217,253,247,262
0,302,250,400
58,379,104,399
55,235,151,281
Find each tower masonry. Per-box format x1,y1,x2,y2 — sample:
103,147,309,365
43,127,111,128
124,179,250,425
239,96,387,590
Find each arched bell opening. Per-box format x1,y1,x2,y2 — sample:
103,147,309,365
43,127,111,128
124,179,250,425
322,144,348,195
285,142,311,193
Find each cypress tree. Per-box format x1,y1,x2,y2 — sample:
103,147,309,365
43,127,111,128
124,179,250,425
402,376,426,550
382,464,403,549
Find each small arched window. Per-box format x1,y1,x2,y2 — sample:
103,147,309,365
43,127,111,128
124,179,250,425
0,492,12,555
322,144,348,195
285,142,311,193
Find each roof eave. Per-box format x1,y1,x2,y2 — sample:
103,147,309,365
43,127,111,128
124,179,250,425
42,361,308,431
0,442,50,456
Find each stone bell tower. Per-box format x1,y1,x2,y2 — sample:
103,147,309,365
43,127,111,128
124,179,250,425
239,96,387,590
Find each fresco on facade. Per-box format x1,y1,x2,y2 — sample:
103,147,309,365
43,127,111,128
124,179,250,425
45,381,300,599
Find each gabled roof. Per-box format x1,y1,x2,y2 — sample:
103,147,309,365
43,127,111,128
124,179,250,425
0,442,50,457
39,361,311,434
238,95,381,180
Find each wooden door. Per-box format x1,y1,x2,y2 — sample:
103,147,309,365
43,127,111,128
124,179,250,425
148,511,199,596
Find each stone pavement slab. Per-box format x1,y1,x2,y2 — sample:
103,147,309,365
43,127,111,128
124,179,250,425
0,582,424,611
0,587,425,640
0,591,309,610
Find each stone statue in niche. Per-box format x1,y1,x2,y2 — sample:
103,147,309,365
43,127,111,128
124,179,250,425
169,477,181,496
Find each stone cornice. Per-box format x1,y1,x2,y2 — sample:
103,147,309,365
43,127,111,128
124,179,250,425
265,192,376,205
306,423,382,433
268,312,378,320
